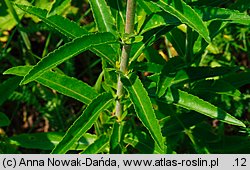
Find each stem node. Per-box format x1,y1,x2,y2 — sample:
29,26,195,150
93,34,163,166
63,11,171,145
115,0,136,120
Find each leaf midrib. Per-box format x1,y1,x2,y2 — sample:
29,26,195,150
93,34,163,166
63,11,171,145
95,0,110,32
19,5,77,39
54,97,113,153
158,0,209,42
128,77,163,149
38,76,96,104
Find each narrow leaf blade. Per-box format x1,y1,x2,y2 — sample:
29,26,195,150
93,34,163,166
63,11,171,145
164,88,245,127
4,66,98,104
16,4,87,39
16,4,117,65
89,0,116,35
20,32,117,85
153,0,211,43
122,74,165,151
51,93,113,153
10,132,96,150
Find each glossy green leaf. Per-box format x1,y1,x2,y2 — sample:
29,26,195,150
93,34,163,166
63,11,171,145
16,4,87,39
81,135,109,154
20,32,117,85
152,0,211,43
10,132,96,150
4,66,34,77
106,0,125,33
16,4,117,66
89,0,119,55
164,88,245,127
124,131,163,154
0,76,22,106
4,66,98,104
195,6,250,25
121,73,165,151
89,0,116,35
110,122,123,154
0,112,10,127
48,0,71,16
51,93,113,153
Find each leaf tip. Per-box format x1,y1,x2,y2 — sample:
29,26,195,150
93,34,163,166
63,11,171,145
238,122,246,128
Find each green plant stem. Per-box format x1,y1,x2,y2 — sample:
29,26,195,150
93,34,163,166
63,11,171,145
4,0,31,51
115,0,136,120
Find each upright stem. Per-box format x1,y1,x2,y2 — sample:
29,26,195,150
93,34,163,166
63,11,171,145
115,0,136,120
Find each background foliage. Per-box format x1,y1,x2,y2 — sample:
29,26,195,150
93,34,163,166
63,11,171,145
0,0,250,154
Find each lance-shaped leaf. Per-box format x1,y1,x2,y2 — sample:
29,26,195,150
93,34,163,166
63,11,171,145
121,73,165,151
20,32,117,85
81,135,109,154
152,0,210,43
164,88,245,127
10,132,96,150
51,93,113,153
16,4,87,39
4,66,98,104
16,4,117,66
89,0,116,35
89,0,119,54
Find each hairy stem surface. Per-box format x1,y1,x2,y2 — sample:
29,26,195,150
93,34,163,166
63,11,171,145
115,0,136,120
